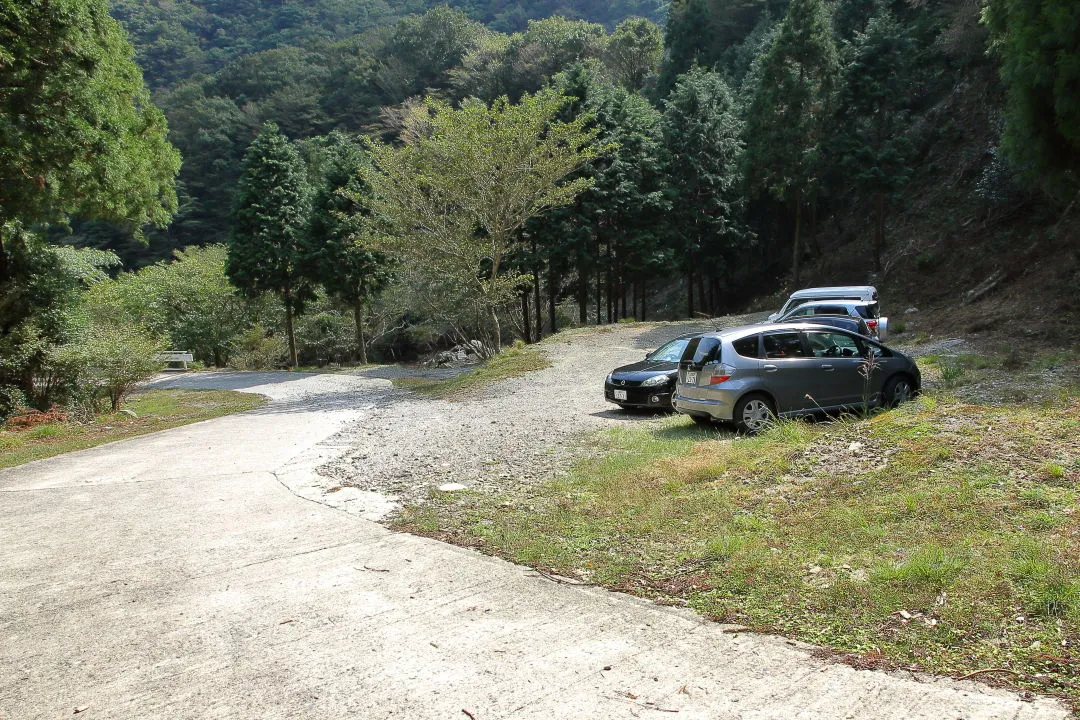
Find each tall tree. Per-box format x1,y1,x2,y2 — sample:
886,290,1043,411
662,67,749,317
0,0,180,283
301,132,392,364
831,9,915,272
742,0,838,285
364,89,599,353
227,123,313,367
604,17,663,91
982,0,1080,201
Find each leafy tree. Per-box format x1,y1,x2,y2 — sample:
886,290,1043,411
742,0,838,284
364,89,599,353
662,67,749,317
831,9,915,272
0,0,180,283
227,123,314,367
301,133,393,364
605,17,663,91
983,0,1080,200
69,321,167,412
86,245,252,367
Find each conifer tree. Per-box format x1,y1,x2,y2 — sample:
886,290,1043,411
227,123,313,367
301,132,391,364
743,0,838,284
662,67,749,318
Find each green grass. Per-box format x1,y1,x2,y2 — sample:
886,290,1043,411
0,389,266,470
393,393,1080,703
392,345,551,399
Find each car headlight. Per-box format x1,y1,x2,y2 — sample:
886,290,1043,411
605,373,613,384
641,374,670,387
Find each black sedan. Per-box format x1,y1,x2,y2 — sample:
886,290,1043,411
604,335,698,411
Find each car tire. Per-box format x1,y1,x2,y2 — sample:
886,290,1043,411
733,393,776,434
882,375,915,408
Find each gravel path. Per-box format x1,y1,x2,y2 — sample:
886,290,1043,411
319,317,761,511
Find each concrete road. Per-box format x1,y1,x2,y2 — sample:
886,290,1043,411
0,372,1069,719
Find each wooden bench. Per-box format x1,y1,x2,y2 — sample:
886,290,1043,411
156,351,194,370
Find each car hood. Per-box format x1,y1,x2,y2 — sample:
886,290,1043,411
610,359,679,379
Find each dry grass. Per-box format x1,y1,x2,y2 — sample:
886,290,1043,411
392,345,550,400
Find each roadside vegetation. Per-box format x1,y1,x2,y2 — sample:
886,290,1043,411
394,358,1080,704
392,344,551,399
0,389,266,470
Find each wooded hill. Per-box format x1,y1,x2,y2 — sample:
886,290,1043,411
44,0,1080,356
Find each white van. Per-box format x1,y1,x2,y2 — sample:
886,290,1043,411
767,285,880,322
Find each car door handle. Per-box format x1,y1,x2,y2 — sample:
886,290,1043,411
821,364,834,371
764,364,778,373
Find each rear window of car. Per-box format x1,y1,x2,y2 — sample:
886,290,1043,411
814,305,848,315
732,335,759,358
855,303,880,319
681,336,722,365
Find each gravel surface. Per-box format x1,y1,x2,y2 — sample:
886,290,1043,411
319,317,762,510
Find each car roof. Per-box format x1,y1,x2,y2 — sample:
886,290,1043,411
792,299,876,308
696,322,868,340
789,285,877,299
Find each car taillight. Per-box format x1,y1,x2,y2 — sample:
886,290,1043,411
866,320,878,331
709,375,731,385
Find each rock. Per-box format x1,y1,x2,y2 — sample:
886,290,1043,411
119,409,138,419
904,307,918,314
438,483,467,492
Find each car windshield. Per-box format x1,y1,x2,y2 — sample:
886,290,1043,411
649,338,691,362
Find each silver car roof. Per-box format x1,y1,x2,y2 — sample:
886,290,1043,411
788,285,877,299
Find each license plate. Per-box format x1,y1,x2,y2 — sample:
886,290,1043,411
684,372,697,385
614,389,627,400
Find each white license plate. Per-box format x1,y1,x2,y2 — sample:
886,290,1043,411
684,372,697,385
613,389,628,400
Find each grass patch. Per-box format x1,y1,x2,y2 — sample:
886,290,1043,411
0,389,266,470
393,393,1080,702
392,345,551,400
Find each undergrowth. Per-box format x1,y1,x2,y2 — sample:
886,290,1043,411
392,345,551,399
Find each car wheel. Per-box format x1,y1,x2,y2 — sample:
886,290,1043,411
883,375,915,408
733,394,776,434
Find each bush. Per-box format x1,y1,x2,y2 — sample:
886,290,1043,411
229,324,286,370
79,323,168,411
0,385,28,422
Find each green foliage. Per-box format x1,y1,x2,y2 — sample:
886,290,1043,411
86,245,255,367
300,132,393,362
229,324,286,371
0,0,180,234
227,122,314,366
605,17,663,91
743,0,839,200
662,68,750,303
982,0,1080,200
66,322,168,411
364,89,600,352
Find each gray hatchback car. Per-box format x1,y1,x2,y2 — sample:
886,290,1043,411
672,323,920,433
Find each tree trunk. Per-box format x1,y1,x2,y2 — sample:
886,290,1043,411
697,273,707,317
490,307,502,354
548,268,558,334
595,240,602,324
213,347,224,368
686,268,694,319
640,277,647,321
792,188,803,287
532,236,542,340
353,298,368,365
578,269,588,325
285,301,298,368
521,290,532,344
873,192,885,273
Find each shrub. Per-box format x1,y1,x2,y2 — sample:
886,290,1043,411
80,323,168,411
0,385,28,422
230,324,286,370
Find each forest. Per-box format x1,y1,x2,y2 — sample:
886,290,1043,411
1,0,1077,418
